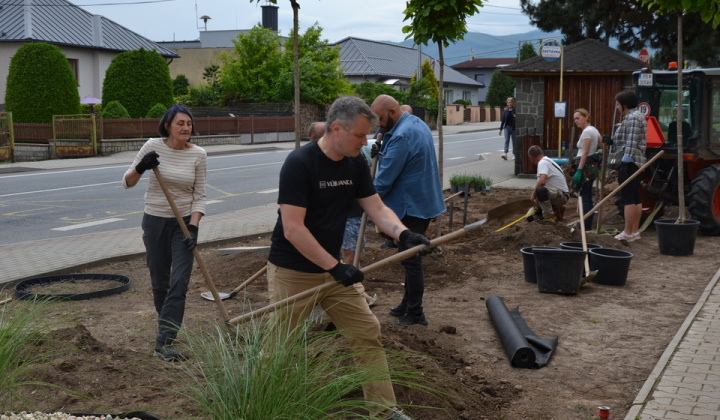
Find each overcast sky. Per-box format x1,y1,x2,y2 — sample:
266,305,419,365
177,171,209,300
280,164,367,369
75,0,537,44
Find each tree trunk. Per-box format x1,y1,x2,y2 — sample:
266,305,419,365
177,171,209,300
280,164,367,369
291,0,301,149
677,13,686,222
437,41,445,185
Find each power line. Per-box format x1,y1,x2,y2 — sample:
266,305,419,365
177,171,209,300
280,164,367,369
0,0,174,6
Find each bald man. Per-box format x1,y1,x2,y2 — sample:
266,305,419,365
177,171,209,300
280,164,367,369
400,104,413,115
370,94,445,327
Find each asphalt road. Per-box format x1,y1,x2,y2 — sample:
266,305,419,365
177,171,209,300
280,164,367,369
0,131,504,246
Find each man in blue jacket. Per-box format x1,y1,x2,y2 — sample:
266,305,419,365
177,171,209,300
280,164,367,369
371,94,445,326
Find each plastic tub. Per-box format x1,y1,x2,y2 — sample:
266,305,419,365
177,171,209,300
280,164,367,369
589,248,634,286
533,248,586,294
560,242,602,252
520,246,558,283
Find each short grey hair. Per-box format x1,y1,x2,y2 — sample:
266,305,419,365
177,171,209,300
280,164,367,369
326,96,378,132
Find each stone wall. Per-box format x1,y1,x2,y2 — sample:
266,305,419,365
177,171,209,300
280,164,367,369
513,75,546,175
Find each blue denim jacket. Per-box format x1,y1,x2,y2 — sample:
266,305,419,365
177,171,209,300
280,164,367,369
374,112,445,220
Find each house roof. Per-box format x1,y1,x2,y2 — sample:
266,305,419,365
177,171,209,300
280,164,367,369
332,37,481,87
451,57,516,69
501,39,645,75
0,0,178,58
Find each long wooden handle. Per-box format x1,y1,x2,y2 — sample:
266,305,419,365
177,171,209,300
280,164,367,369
152,167,230,322
581,150,665,222
227,265,268,298
353,133,383,267
228,217,485,326
578,199,590,274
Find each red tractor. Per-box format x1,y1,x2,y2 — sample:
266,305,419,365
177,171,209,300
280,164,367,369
631,68,720,235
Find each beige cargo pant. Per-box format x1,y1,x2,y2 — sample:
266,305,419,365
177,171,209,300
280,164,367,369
266,262,396,417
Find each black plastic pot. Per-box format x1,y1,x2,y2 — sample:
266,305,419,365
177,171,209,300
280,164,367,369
589,248,634,286
520,246,558,283
533,248,586,294
654,219,700,256
560,242,602,252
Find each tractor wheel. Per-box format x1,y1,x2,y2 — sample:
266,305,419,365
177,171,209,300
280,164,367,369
688,164,720,235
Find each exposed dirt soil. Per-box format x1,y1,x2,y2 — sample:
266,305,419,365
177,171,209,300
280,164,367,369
5,187,719,419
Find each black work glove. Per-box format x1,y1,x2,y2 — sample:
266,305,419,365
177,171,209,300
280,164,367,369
135,151,159,174
183,224,198,251
329,262,364,287
399,230,432,256
601,135,613,146
370,142,382,159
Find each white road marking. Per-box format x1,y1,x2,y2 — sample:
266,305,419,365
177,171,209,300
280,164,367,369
52,218,125,231
258,189,279,194
448,157,464,160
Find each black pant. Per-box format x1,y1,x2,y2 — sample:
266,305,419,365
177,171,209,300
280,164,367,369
397,215,431,316
142,213,195,350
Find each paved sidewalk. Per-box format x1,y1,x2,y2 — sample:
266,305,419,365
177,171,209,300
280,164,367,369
3,120,720,420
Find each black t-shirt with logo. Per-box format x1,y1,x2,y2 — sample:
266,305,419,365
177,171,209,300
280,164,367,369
269,141,376,273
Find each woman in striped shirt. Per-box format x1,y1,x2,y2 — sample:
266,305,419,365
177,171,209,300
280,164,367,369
123,104,207,362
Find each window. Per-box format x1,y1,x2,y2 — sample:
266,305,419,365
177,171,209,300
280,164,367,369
67,59,79,86
444,89,453,105
463,91,471,101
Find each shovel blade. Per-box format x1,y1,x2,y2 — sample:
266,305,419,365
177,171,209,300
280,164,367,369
201,291,231,301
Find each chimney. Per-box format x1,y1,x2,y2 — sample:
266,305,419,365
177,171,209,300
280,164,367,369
261,4,279,32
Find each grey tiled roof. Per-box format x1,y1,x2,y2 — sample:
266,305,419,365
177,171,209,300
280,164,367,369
502,39,644,74
332,37,481,87
0,0,178,58
452,57,516,69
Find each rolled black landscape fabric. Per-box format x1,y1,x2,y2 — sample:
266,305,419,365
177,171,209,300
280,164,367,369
486,295,558,369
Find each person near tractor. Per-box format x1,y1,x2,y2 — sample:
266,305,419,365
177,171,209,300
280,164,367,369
499,97,516,160
527,145,569,222
611,91,647,242
309,121,377,307
267,95,428,420
122,104,207,362
370,94,445,327
571,108,602,230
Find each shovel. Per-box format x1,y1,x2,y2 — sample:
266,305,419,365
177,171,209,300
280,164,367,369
228,198,535,325
578,199,598,285
201,265,267,301
152,167,230,322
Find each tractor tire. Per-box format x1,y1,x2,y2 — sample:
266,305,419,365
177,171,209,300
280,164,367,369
688,164,720,235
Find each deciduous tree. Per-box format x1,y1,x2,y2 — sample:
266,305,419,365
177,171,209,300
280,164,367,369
402,0,484,183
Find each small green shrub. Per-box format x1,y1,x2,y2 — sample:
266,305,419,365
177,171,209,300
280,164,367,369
101,100,131,119
173,74,190,96
453,99,472,106
145,103,168,118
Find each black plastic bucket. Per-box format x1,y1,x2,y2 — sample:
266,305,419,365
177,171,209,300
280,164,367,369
520,246,558,283
589,248,634,286
533,248,586,294
560,242,602,251
654,219,700,256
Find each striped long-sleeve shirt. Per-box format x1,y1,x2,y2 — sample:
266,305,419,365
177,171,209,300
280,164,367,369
123,137,207,218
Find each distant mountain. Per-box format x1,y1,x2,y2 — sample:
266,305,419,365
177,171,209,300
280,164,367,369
396,29,563,65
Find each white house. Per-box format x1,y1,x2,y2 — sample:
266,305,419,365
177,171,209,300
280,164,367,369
0,0,178,108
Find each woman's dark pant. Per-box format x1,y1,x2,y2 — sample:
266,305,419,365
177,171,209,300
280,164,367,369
397,216,431,317
580,179,594,230
142,213,194,350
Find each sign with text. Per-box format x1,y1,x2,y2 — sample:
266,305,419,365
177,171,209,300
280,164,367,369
638,73,654,87
638,102,651,117
540,40,562,62
638,49,650,64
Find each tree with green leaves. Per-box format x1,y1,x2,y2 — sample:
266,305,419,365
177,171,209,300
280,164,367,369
5,43,80,123
402,0,484,183
275,24,353,104
173,75,190,96
520,0,720,67
409,58,440,101
202,65,220,86
517,42,538,62
353,81,408,105
219,25,284,104
485,69,516,108
639,0,720,222
102,48,174,118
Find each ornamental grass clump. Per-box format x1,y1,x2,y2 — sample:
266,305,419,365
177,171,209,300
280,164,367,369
0,296,61,410
169,306,452,419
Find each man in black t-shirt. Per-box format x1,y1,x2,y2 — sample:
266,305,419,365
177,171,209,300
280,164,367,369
267,96,427,420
